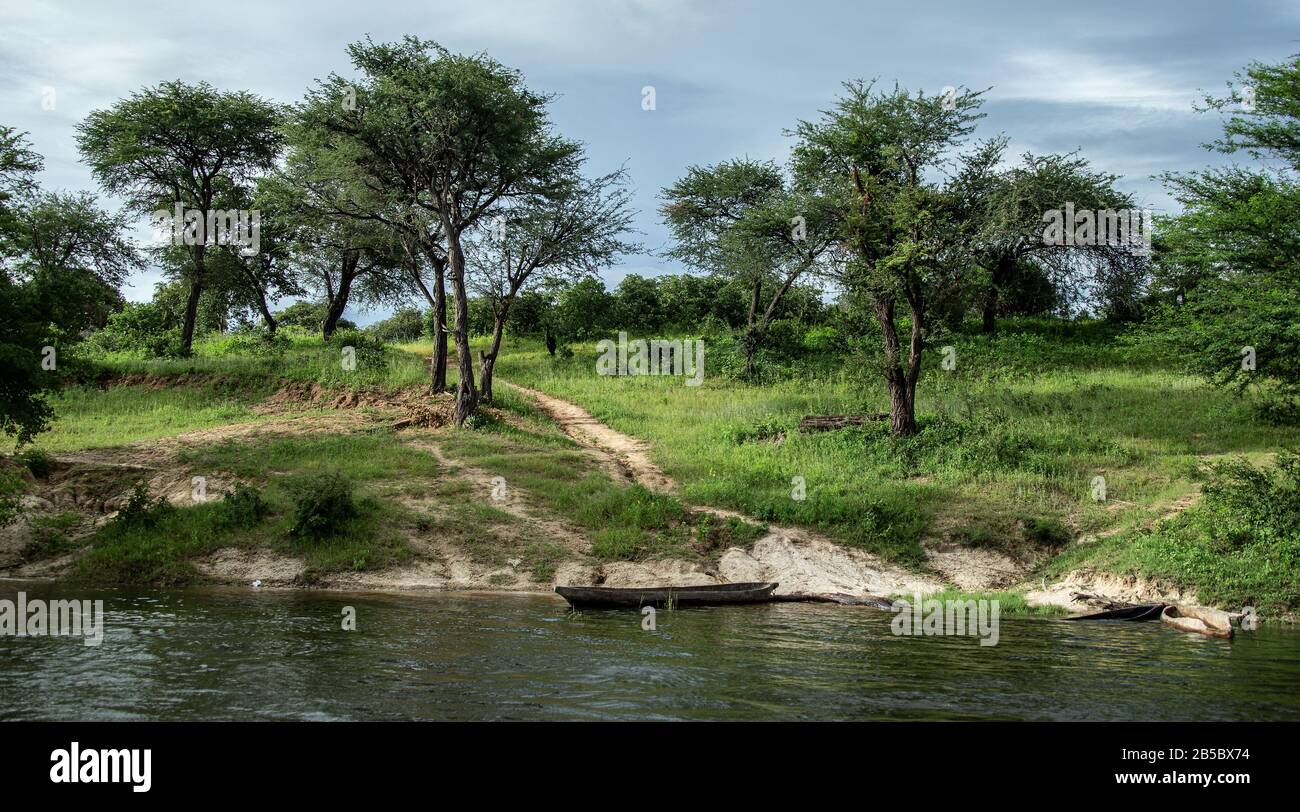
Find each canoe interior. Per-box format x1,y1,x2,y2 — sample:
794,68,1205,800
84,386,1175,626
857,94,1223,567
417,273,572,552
555,582,778,608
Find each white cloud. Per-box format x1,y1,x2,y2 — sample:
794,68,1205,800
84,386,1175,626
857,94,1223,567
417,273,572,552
998,50,1199,111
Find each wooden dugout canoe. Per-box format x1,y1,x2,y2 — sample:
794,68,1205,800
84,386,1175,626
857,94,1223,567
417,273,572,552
555,582,778,609
1161,604,1234,639
1065,603,1166,621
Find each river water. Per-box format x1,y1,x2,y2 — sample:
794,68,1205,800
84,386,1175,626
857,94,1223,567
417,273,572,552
1,580,1297,721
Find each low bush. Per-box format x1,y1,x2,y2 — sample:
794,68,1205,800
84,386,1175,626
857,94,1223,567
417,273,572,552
216,482,270,529
112,482,176,530
80,302,183,359
288,472,359,540
17,447,54,479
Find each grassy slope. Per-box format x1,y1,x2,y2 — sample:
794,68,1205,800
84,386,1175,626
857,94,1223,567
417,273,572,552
14,332,750,586
491,320,1299,609
12,322,1298,611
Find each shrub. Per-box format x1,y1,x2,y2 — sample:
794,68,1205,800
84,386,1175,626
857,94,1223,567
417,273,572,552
367,308,426,343
1110,450,1300,614
21,511,80,560
275,301,356,332
328,328,389,370
216,482,270,529
112,482,175,530
203,329,290,358
17,447,54,479
289,472,358,540
0,464,24,528
80,302,183,358
1024,516,1071,547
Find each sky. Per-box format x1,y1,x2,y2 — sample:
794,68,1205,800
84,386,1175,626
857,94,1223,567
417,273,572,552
2,0,1296,325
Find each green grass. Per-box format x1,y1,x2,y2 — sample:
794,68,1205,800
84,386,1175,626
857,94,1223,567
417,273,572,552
919,589,1070,617
68,433,443,585
439,386,766,563
33,329,437,453
1048,452,1300,617
38,382,267,452
491,319,1300,601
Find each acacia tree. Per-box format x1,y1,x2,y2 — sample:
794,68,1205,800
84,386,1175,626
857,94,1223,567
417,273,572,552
76,81,282,354
217,181,303,334
281,99,452,385
1141,54,1300,413
298,36,578,424
792,81,988,435
259,153,409,340
1,131,140,443
661,158,836,377
469,165,636,401
970,145,1140,333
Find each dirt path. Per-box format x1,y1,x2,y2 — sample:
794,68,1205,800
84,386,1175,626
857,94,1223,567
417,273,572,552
500,381,942,597
502,383,675,492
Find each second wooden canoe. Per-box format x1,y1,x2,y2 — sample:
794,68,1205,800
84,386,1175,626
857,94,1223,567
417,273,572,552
1161,604,1234,639
555,582,778,609
1065,603,1166,621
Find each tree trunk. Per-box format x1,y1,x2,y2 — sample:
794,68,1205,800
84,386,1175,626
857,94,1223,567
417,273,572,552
406,245,448,392
480,300,512,404
742,328,759,378
983,254,1012,335
874,295,917,436
445,229,477,426
180,278,203,356
251,272,277,335
432,263,448,391
981,290,997,335
259,302,278,335
322,268,354,342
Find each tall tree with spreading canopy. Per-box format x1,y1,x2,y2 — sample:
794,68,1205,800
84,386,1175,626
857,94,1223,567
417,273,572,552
1,130,141,444
469,164,637,401
297,36,579,424
661,158,836,376
1141,54,1300,417
792,81,989,435
76,80,282,354
967,146,1143,332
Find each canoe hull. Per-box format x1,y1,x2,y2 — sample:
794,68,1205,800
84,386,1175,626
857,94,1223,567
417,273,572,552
1161,604,1234,639
1065,603,1166,621
555,582,778,609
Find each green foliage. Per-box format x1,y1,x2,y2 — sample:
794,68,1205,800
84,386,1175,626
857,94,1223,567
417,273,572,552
288,471,359,541
326,328,389,376
201,328,291,358
21,511,81,560
1141,55,1300,413
1102,451,1300,615
367,307,426,343
112,482,176,531
16,447,53,478
80,302,183,358
0,258,60,443
1024,515,1071,548
216,482,270,529
275,301,352,332
0,463,23,528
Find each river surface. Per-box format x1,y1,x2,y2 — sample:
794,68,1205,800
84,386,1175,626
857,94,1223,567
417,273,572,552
1,579,1298,721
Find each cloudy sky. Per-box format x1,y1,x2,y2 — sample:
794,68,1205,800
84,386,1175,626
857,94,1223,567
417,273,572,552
2,0,1296,323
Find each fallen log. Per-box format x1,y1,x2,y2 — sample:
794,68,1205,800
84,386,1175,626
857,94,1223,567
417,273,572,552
797,414,890,433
